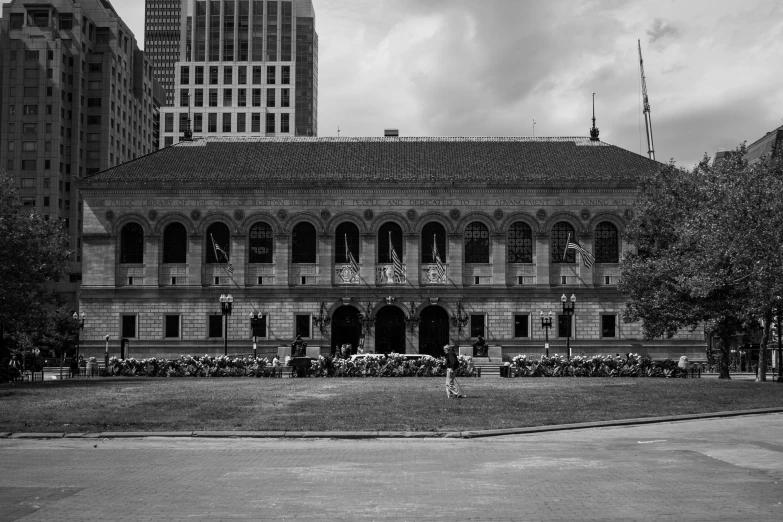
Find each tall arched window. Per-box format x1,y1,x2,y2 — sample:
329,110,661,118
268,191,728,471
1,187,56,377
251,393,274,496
162,222,187,264
249,222,273,263
464,222,489,263
378,222,403,263
595,222,619,263
335,222,360,263
507,222,532,263
421,222,446,263
291,222,317,263
552,222,575,263
205,222,230,264
120,223,144,264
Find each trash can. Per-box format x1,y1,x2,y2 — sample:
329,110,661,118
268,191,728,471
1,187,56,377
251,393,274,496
499,365,508,378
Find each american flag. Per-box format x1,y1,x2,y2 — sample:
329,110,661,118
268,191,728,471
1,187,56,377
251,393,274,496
432,235,446,280
566,233,595,268
210,234,234,273
346,234,359,275
390,233,404,282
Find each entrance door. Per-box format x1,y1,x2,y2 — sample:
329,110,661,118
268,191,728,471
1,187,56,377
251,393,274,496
374,306,407,354
419,306,450,356
331,306,362,356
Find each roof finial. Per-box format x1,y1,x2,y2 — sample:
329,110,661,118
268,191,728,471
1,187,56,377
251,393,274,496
589,92,600,142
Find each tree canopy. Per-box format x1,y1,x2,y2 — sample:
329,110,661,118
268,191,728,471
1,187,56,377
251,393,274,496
619,146,783,380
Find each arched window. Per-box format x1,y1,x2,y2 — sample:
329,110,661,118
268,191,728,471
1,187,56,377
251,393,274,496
595,222,619,263
205,222,230,264
464,222,489,263
551,222,575,263
120,223,144,264
335,222,360,263
162,222,187,264
291,222,317,264
249,222,273,263
378,222,403,263
507,222,532,263
421,222,446,263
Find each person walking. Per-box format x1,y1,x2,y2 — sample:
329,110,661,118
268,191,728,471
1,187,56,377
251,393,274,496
443,343,465,398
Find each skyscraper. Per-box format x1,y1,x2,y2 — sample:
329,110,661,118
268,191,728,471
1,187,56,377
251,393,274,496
158,0,317,147
145,0,189,107
0,0,161,299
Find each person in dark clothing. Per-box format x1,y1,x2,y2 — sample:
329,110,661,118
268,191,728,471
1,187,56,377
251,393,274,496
443,343,465,398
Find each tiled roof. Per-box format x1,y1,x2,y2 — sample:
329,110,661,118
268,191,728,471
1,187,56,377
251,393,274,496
82,137,660,185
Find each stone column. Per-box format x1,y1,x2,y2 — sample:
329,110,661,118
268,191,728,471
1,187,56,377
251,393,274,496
447,233,464,287
578,233,594,287
535,233,550,287
360,233,376,285
188,234,203,287
274,234,289,286
230,234,246,285
491,233,507,287
404,233,420,287
145,234,160,286
318,234,333,286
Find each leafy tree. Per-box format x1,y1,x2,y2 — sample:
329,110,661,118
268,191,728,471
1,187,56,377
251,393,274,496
0,171,71,359
619,146,783,381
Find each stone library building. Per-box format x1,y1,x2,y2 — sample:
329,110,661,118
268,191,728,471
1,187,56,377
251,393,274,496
76,136,704,361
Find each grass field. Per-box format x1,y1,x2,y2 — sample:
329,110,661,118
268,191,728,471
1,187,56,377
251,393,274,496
1,378,782,433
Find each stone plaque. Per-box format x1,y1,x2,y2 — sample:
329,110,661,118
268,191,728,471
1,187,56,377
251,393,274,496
494,209,504,220
191,209,201,221
581,209,590,221
148,210,158,221
407,209,417,221
364,209,374,221
320,209,331,221
536,209,547,221
105,210,115,221
449,209,461,220
234,209,245,221
277,209,287,220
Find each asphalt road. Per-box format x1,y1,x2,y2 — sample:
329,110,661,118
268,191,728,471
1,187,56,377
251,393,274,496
1,414,782,521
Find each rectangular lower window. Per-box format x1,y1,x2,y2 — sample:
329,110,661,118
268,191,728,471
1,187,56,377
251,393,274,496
295,314,311,339
208,315,223,338
121,315,137,338
257,276,263,285
251,315,267,338
514,314,529,338
470,314,485,338
558,315,572,338
601,315,617,338
165,315,180,338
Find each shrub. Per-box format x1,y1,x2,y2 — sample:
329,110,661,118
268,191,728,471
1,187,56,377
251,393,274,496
510,353,688,378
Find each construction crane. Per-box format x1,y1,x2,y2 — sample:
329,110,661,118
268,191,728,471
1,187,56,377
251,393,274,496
638,39,655,161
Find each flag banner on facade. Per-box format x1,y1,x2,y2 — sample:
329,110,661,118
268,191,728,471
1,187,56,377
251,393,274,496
565,233,596,268
210,233,234,273
346,234,359,275
390,232,404,282
433,234,446,280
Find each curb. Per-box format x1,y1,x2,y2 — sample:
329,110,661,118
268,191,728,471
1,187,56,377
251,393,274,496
2,408,782,441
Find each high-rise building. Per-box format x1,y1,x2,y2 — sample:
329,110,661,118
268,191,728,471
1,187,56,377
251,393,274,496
145,0,188,107
0,0,161,301
158,0,317,147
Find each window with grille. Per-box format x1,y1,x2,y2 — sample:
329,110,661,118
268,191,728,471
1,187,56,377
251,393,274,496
120,223,144,264
552,222,576,263
508,222,532,263
205,222,230,264
464,222,489,263
335,222,360,263
378,222,403,263
421,222,446,263
165,315,180,338
249,222,273,263
595,222,619,263
163,222,187,264
291,222,316,264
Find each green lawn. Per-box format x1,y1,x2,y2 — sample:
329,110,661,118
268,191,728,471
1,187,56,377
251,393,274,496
1,378,782,433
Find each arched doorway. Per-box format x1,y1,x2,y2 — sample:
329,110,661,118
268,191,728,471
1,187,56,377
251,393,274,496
374,306,406,354
331,306,362,356
419,306,450,356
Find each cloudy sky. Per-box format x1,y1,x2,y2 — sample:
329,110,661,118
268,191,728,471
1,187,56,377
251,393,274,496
118,0,782,168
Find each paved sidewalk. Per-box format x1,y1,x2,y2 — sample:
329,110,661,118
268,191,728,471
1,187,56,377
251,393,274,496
1,414,782,521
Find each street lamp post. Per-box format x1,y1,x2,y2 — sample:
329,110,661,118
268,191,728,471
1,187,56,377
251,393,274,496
250,311,264,359
72,311,85,361
219,294,233,356
540,310,553,357
561,294,576,360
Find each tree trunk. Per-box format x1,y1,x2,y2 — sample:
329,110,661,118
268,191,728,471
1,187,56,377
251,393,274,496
757,309,772,383
718,335,732,379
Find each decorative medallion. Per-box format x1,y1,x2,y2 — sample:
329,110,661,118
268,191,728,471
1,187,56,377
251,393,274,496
364,209,374,221
624,209,634,220
580,209,591,221
105,210,115,221
190,209,201,221
536,209,547,221
320,209,331,221
449,209,461,221
234,210,245,221
148,210,158,221
494,209,504,221
277,209,287,221
406,209,417,221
